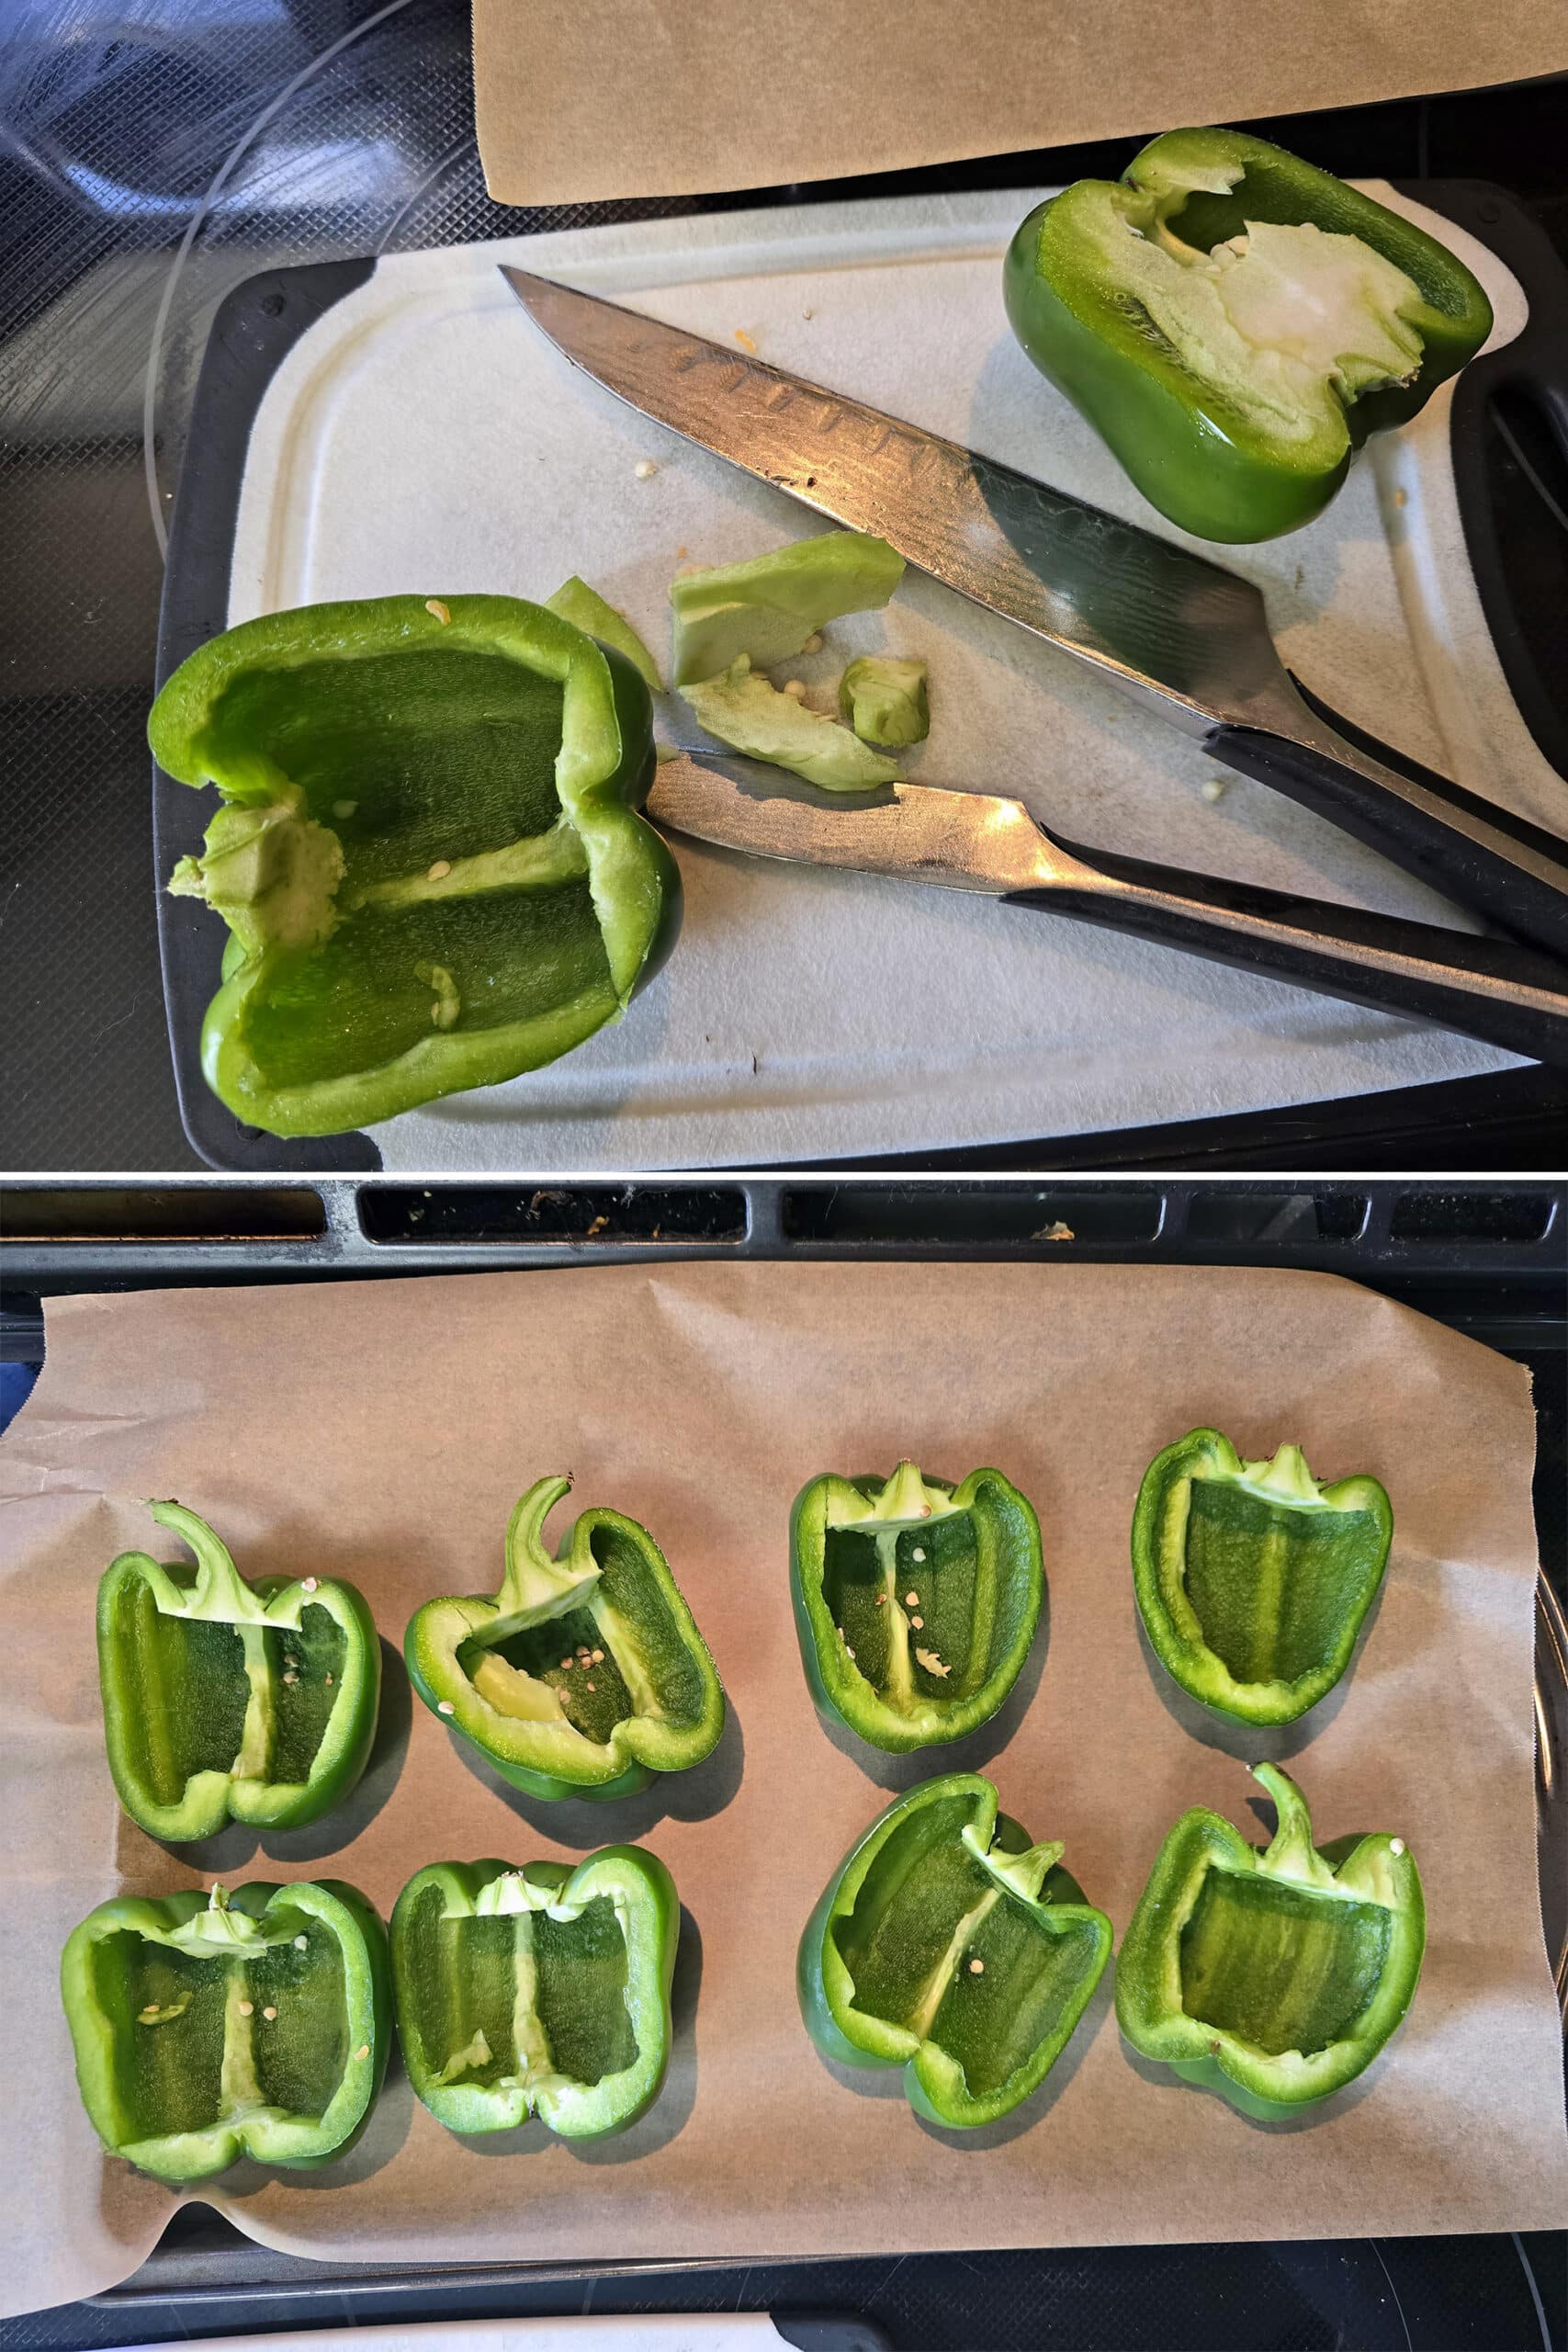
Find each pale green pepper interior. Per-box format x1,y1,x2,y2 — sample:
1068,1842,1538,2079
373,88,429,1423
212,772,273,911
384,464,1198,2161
90,1912,345,2140
400,1881,637,2093
1179,1869,1393,2057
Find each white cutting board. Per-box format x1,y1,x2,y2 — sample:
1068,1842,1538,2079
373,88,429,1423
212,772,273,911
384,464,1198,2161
226,187,1558,1170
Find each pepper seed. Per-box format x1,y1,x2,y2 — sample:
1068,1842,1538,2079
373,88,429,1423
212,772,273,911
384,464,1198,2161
1390,1838,1405,1856
424,598,451,624
283,1671,299,1684
586,1680,597,1691
302,1577,319,1592
968,1958,984,1974
324,1672,333,1685
910,1615,924,1630
294,1935,309,1951
238,2000,254,2017
905,1591,919,1607
426,860,451,881
355,2044,369,2062
437,1700,455,1716
591,1648,604,1664
263,2006,277,2021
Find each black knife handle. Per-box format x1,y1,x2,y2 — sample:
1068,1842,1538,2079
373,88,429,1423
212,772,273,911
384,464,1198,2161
1209,683,1568,962
1008,840,1568,1065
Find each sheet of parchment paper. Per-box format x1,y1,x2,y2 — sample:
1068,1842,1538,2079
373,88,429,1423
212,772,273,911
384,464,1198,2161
472,1,1568,204
2,1262,1563,2318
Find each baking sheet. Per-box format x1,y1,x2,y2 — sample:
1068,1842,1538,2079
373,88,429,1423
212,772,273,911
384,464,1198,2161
219,187,1555,1171
2,1261,1564,2320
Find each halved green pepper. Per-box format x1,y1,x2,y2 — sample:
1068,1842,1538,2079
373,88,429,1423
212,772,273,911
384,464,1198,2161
391,1848,677,2135
797,1771,1111,2127
1005,127,1494,542
61,1879,390,2180
405,1476,725,1801
1116,1762,1424,2116
152,594,680,1135
1133,1428,1392,1725
791,1463,1043,1752
97,1501,381,1839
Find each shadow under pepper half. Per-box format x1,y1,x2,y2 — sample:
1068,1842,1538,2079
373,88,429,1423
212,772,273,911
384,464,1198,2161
1004,126,1494,543
1132,1428,1392,1725
797,1771,1111,2128
151,594,680,1136
405,1476,725,1801
391,1848,677,2136
791,1462,1043,1752
1116,1762,1424,2117
61,1880,390,2181
97,1501,381,1839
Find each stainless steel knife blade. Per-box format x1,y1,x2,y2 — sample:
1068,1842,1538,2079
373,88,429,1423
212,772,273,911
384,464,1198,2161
500,263,1292,739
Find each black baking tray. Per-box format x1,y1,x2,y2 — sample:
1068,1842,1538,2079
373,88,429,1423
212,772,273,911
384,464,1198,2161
2,1175,1562,2349
148,175,1568,1175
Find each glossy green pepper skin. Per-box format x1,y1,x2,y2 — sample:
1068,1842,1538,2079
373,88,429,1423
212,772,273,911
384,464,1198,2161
791,1463,1043,1753
1133,1428,1392,1725
96,1502,381,1839
1005,127,1494,542
152,594,680,1136
391,1848,678,2136
1116,1763,1424,2117
61,1879,390,2181
798,1771,1111,2128
405,1476,725,1802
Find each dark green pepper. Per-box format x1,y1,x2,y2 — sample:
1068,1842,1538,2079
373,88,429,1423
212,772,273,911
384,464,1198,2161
1005,127,1494,542
405,1476,725,1802
1116,1762,1424,2116
97,1501,381,1839
61,1880,390,2180
1133,1429,1392,1725
152,594,680,1135
391,1848,677,2136
797,1771,1111,2128
791,1462,1043,1752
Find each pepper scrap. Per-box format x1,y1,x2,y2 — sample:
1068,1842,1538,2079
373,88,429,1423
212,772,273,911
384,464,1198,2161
152,594,679,1136
97,1501,380,1839
1004,127,1494,542
391,1848,677,2135
797,1772,1111,2127
61,1880,390,2181
405,1476,725,1801
1133,1428,1392,1724
791,1462,1043,1752
1116,1762,1424,2117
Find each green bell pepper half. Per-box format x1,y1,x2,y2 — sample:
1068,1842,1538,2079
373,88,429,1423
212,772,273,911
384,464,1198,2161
1116,1762,1424,2117
791,1462,1043,1752
61,1879,390,2181
97,1501,381,1839
152,594,680,1136
1133,1428,1392,1725
405,1476,725,1802
797,1771,1111,2127
391,1847,677,2136
1004,126,1494,542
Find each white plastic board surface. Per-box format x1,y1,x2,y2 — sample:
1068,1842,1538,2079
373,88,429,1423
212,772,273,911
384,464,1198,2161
225,187,1562,1170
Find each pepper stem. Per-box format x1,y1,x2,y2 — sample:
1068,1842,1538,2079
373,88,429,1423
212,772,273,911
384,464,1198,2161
147,1501,267,1623
987,1838,1066,1905
1254,1762,1337,1890
1237,1443,1322,1506
491,1476,603,1632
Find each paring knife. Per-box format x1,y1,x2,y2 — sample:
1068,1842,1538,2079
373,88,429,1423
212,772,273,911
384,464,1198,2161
501,266,1568,964
647,751,1568,1065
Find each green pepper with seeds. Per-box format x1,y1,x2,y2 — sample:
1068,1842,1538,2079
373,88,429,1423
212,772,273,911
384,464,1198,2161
96,1502,381,1840
791,1463,1043,1752
405,1476,725,1801
1116,1762,1424,2116
61,1879,390,2180
797,1771,1111,2127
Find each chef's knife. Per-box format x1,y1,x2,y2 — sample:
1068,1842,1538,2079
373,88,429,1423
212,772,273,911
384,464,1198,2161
501,266,1568,963
647,751,1568,1065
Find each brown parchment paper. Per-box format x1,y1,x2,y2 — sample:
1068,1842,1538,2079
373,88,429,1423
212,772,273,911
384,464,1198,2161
472,2,1568,205
2,1261,1564,2319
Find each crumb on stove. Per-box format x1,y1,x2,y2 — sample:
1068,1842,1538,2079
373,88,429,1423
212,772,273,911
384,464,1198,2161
734,328,758,353
635,458,658,480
